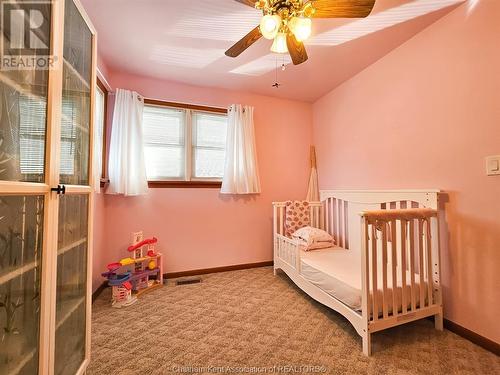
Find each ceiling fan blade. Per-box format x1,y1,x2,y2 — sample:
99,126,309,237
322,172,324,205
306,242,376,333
311,0,376,18
233,0,257,7
286,34,308,65
225,26,262,57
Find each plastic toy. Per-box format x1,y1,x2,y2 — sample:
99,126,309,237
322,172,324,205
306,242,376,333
102,231,163,308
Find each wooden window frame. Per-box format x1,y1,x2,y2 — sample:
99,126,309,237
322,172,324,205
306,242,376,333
96,77,108,187
143,98,227,189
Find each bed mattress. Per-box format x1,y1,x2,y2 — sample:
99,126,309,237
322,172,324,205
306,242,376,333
300,247,426,315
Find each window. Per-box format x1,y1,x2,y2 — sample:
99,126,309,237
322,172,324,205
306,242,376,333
142,100,228,186
143,106,185,180
93,83,105,187
94,78,108,187
192,112,227,179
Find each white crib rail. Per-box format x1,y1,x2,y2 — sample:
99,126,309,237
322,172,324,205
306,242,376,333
272,201,322,274
360,208,442,333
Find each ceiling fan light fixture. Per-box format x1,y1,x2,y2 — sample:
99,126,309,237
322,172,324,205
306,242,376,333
260,14,282,40
271,32,288,54
288,16,312,42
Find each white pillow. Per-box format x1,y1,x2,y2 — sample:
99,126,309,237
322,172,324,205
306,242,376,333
292,226,334,245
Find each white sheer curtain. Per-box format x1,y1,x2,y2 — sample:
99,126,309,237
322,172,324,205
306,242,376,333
221,104,261,194
107,89,148,196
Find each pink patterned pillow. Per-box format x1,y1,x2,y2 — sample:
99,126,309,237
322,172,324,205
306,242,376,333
284,200,310,237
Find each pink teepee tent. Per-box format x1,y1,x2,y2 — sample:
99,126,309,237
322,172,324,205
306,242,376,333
306,146,319,202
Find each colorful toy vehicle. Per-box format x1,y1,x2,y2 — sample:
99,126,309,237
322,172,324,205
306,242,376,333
102,231,163,308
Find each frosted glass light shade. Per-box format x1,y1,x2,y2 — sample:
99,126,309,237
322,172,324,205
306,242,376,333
271,33,288,54
260,14,281,39
288,16,312,41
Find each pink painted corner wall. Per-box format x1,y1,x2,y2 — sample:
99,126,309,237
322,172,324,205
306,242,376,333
91,84,115,291
313,1,500,343
91,72,313,290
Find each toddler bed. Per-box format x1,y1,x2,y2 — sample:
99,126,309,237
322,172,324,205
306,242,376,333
273,190,443,356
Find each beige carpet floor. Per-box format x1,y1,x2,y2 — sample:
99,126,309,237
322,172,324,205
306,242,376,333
88,267,499,375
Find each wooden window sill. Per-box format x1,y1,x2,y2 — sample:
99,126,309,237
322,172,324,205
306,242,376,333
147,181,222,188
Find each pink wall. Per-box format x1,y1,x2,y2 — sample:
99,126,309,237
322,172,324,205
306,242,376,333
313,1,500,343
92,72,313,290
92,67,115,291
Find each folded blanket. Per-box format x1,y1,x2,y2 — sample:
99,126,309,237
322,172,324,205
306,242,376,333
292,226,335,251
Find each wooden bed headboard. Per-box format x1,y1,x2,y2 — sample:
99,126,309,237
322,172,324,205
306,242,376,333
320,190,440,253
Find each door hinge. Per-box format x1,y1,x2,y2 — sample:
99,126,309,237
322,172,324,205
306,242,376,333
51,184,66,195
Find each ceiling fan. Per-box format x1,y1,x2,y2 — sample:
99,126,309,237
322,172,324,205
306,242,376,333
225,0,376,65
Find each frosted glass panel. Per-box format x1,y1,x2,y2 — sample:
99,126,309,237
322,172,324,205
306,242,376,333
0,195,44,375
143,105,185,179
54,195,88,375
144,145,184,179
59,0,92,185
194,148,225,178
192,112,227,179
0,2,51,183
192,113,227,148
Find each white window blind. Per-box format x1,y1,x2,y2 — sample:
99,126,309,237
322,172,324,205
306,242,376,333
143,105,185,180
19,95,47,175
192,112,227,179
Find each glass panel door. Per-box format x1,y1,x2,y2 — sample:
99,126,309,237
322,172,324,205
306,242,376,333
0,195,45,374
59,0,92,186
54,1,94,374
54,195,88,375
0,1,52,374
0,2,51,183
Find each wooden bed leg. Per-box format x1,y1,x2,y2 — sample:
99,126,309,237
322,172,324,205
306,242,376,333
362,332,371,356
435,312,444,331
273,267,277,276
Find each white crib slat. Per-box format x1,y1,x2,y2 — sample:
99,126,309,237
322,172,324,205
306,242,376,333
332,199,336,240
342,201,345,246
309,205,312,227
330,198,334,235
426,220,433,306
344,201,349,249
400,220,408,315
382,224,389,319
336,199,341,247
418,219,425,308
320,205,324,230
409,219,417,311
325,199,330,233
395,202,403,267
279,207,283,236
371,225,378,321
273,205,277,239
390,219,398,317
277,235,281,259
